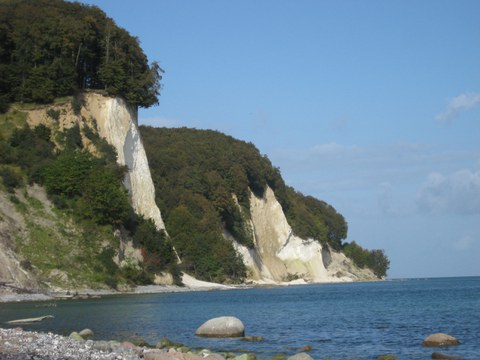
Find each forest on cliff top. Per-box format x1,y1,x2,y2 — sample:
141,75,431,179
0,0,162,112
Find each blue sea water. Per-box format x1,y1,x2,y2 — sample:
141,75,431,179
1,277,479,359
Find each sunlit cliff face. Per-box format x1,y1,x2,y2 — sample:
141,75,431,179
230,186,377,284
84,93,165,230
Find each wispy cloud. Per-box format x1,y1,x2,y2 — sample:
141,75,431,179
436,92,480,123
416,166,480,215
453,235,475,251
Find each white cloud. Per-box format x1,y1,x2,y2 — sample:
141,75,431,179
436,92,480,123
416,167,480,214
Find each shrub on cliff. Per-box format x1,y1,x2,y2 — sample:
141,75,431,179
343,241,390,278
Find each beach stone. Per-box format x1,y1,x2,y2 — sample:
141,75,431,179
431,352,461,359
78,328,94,339
205,354,227,360
145,349,172,360
121,341,143,355
195,316,245,338
156,337,183,349
68,331,84,341
299,345,312,352
287,353,314,360
423,333,460,347
234,354,257,360
129,335,150,347
92,340,112,352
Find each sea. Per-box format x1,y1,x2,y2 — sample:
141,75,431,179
1,277,479,360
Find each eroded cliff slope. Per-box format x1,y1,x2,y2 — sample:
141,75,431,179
232,186,377,283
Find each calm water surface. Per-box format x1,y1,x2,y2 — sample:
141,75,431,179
1,277,479,360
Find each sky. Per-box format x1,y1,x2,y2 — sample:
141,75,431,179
79,0,480,279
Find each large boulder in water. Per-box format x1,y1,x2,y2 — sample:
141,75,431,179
422,333,460,347
195,316,245,338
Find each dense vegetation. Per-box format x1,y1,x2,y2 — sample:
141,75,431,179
141,127,389,280
0,112,179,287
343,241,390,278
0,0,163,112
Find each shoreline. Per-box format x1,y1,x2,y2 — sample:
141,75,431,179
0,274,383,304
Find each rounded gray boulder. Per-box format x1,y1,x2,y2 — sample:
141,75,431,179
422,333,460,347
195,316,245,338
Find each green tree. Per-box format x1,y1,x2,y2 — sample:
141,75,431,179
78,168,131,225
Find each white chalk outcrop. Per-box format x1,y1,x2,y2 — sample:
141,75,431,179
83,93,165,230
230,186,376,283
25,92,165,230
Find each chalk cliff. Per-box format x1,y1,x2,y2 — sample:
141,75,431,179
82,93,165,230
231,186,377,283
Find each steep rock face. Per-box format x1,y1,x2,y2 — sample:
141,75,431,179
231,186,376,283
83,93,165,230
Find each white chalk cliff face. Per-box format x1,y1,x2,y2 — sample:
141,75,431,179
231,186,376,283
83,93,165,230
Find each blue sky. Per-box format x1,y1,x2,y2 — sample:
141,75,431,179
80,0,480,279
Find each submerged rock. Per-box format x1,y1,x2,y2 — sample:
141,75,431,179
423,333,460,347
195,316,245,338
241,336,264,342
299,345,312,352
7,315,54,324
431,352,462,359
377,355,396,360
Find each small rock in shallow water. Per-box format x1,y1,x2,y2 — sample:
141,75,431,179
423,333,460,347
431,352,462,359
79,328,94,339
299,345,312,352
69,331,84,341
241,335,264,342
287,353,314,360
156,336,183,349
377,355,396,360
